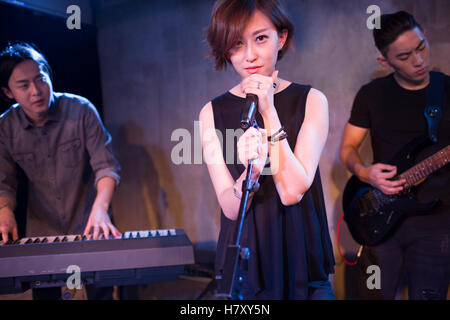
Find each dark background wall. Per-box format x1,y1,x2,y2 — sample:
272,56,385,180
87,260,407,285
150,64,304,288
0,1,101,114
1,0,449,299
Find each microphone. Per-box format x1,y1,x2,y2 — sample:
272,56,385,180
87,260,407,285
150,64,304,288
240,94,258,129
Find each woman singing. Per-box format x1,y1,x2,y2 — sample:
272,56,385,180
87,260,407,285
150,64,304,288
199,0,335,299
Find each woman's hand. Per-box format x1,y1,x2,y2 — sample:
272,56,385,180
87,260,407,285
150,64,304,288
237,127,268,181
240,70,279,116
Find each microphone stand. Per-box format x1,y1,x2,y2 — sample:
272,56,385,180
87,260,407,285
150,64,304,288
214,120,260,300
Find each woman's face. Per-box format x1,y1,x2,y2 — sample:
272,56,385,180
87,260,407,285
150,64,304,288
229,10,287,80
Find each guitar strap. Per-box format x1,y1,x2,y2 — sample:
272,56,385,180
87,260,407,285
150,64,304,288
424,71,444,143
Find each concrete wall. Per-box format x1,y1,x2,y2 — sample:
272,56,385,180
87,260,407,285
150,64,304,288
96,0,450,298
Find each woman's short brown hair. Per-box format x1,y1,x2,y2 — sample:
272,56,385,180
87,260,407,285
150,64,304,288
207,0,294,70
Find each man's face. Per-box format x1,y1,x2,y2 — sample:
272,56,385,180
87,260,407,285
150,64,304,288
2,59,52,123
382,27,430,87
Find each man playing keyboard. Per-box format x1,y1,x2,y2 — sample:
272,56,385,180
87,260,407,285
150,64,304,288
0,42,121,299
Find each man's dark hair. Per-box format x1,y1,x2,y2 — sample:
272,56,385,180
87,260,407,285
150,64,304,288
0,42,52,101
373,11,423,56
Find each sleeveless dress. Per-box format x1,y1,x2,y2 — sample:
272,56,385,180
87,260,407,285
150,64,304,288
211,83,335,299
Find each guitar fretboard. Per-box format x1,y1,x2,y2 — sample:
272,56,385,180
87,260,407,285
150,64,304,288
398,145,450,189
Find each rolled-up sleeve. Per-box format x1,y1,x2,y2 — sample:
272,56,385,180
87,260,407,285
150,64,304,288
0,138,18,200
83,102,121,187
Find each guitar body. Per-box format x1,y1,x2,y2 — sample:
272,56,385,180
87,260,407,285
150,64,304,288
343,136,442,246
342,177,436,246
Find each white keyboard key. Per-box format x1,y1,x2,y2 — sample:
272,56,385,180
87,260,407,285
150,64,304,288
139,231,149,238
158,229,168,236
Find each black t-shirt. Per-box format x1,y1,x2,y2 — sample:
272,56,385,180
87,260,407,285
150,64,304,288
349,72,450,205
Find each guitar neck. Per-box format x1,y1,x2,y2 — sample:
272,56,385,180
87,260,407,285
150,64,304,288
398,145,450,189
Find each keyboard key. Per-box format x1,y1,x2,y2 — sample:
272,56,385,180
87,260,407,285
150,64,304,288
139,231,149,238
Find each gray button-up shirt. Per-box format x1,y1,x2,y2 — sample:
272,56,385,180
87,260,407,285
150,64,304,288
0,92,120,236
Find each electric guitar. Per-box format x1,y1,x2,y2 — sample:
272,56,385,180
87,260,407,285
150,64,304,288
342,138,450,246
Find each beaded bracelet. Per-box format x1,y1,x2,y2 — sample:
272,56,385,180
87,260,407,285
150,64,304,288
267,126,284,141
268,126,288,144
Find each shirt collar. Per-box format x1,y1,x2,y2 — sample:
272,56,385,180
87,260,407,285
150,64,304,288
46,93,60,122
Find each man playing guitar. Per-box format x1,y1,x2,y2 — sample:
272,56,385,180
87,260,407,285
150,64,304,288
339,11,449,299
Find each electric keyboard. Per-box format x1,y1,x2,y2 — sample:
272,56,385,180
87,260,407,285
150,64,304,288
0,229,195,294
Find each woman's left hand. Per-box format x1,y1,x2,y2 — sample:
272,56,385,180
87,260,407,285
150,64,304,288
240,70,278,116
